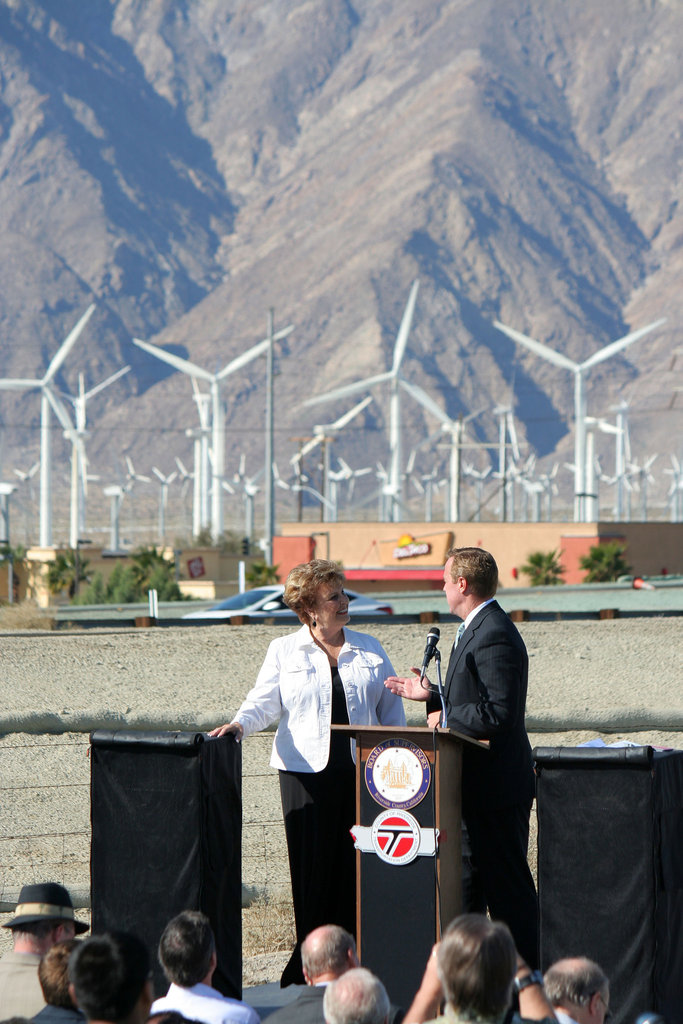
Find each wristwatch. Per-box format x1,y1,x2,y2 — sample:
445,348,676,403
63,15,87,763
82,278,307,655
514,969,544,994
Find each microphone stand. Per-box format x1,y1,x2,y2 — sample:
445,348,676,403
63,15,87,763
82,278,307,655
432,649,447,728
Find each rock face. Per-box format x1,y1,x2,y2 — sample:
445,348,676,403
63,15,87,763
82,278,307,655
0,0,681,536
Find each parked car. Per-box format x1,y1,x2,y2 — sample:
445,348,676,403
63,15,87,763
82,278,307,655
182,584,393,621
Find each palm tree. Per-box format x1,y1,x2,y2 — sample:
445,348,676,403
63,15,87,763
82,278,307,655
520,549,565,586
579,541,631,582
46,549,91,599
246,561,280,586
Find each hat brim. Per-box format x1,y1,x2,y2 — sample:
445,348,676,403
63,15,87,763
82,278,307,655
3,913,89,934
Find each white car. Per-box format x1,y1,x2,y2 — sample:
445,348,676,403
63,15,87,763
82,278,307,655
182,585,393,621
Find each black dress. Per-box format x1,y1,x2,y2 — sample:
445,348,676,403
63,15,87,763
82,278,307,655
278,665,356,986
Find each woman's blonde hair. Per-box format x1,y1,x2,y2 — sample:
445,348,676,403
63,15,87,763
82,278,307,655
284,559,346,624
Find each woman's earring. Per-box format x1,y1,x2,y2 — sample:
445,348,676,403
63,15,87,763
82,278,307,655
312,619,316,628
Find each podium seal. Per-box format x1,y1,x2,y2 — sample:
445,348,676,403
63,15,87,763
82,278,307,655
370,809,421,865
365,737,431,809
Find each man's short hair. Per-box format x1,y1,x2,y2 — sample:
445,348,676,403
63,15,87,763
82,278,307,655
446,547,498,599
69,932,149,1023
437,914,516,1019
39,939,80,1007
323,967,389,1024
301,925,356,980
544,958,609,1009
158,911,215,988
12,920,62,943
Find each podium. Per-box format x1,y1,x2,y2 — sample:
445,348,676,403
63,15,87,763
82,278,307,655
334,725,484,1009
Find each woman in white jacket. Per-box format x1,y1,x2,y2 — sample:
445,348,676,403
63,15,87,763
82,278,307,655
210,559,405,986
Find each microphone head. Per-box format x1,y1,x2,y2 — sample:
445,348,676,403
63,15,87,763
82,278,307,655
425,626,440,647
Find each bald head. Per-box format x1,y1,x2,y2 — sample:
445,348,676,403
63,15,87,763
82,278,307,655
301,925,358,984
544,957,609,1024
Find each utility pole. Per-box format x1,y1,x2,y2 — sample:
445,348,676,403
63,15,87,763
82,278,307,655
264,308,275,565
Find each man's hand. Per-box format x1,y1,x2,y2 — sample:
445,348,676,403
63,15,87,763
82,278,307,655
384,668,433,702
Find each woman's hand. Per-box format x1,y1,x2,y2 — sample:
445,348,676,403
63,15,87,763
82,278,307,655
384,667,433,702
208,722,244,741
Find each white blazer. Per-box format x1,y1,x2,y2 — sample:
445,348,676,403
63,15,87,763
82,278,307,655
234,625,406,772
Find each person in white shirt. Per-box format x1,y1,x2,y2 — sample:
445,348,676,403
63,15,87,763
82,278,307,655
543,958,610,1024
151,911,259,1024
210,559,405,986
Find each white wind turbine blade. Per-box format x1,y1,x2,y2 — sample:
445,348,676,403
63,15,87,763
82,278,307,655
82,364,132,402
0,377,42,390
133,338,215,384
215,324,294,380
43,304,96,384
507,412,520,461
391,279,420,375
302,371,393,408
494,321,578,372
398,379,451,427
321,394,373,431
580,319,666,371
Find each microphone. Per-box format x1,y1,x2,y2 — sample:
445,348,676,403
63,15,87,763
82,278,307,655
419,626,440,681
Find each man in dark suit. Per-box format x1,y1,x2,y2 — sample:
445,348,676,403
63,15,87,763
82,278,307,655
264,925,359,1024
385,547,538,967
266,926,403,1024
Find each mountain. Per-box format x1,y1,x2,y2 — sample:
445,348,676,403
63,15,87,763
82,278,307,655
0,0,681,541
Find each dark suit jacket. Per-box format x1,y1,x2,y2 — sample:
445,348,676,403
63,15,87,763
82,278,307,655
427,600,534,813
263,984,404,1024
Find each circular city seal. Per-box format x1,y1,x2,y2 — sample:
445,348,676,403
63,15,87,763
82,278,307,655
370,809,421,865
365,737,431,809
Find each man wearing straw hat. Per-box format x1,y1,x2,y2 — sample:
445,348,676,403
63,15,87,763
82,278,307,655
0,881,88,1018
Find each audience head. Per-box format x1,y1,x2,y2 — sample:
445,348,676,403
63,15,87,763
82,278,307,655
436,914,516,1020
69,931,151,1024
4,882,88,954
38,938,81,1008
543,957,610,1024
158,910,216,989
323,967,389,1024
302,925,358,984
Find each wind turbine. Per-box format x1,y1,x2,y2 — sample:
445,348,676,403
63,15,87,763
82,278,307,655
303,279,420,522
463,462,492,522
152,466,178,541
664,455,683,522
628,454,658,521
232,454,263,539
60,364,131,546
492,403,520,522
14,461,39,543
0,304,95,545
493,316,666,521
134,323,293,541
292,395,373,522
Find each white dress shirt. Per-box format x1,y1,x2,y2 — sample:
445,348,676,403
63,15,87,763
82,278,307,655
151,982,260,1024
233,625,406,772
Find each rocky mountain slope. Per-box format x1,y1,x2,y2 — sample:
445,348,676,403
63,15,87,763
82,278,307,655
0,0,681,539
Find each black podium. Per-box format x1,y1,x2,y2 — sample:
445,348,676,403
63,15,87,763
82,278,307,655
535,745,683,1024
335,725,484,1009
90,730,242,999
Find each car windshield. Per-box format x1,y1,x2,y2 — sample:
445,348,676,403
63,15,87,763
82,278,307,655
212,588,280,611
